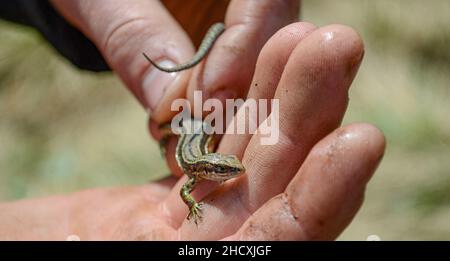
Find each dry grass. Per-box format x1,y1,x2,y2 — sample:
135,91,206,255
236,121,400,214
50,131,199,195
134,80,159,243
0,0,449,240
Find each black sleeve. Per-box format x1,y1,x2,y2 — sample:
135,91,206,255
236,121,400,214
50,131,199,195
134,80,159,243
0,0,110,72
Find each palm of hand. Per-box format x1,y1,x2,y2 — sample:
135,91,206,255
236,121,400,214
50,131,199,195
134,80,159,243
71,22,384,241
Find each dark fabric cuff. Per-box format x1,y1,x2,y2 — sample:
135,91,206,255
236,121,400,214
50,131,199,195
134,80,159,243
0,0,110,72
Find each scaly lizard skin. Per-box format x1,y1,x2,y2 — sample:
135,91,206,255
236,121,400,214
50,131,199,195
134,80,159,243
143,22,225,72
144,23,245,224
172,119,245,224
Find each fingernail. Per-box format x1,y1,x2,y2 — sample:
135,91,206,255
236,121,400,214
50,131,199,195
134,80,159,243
142,60,178,111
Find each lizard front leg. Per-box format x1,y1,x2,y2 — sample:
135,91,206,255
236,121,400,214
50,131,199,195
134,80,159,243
180,176,202,224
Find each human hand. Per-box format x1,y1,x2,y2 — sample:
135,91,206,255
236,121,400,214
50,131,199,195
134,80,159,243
50,0,300,122
0,22,385,240
144,22,385,240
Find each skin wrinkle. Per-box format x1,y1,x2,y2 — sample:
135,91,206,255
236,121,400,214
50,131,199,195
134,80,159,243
91,1,164,43
105,19,182,64
242,129,299,212
280,192,313,240
244,126,298,173
300,173,330,238
316,142,350,230
285,182,322,240
102,16,152,54
81,4,200,116
240,193,306,241
98,13,193,110
262,194,298,240
286,160,325,239
101,19,156,104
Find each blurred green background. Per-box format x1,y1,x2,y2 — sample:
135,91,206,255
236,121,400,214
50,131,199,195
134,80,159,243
1,0,449,240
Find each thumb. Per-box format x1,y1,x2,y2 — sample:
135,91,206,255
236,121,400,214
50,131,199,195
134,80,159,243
51,0,195,122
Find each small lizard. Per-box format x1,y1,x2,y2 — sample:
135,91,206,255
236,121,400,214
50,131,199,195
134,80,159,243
165,119,245,223
144,23,245,224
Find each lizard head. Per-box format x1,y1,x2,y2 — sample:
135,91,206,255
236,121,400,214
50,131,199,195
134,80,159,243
198,153,245,182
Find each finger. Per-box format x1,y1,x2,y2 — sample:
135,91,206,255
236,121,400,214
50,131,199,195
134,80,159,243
219,21,317,158
150,22,316,178
162,0,230,46
179,24,365,239
186,0,301,104
228,124,385,240
51,0,194,122
160,21,316,223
